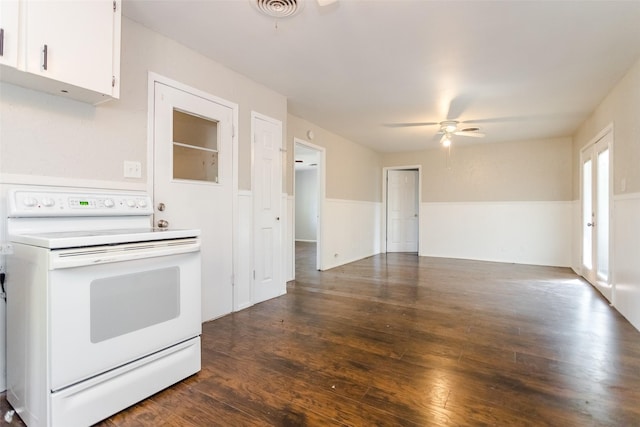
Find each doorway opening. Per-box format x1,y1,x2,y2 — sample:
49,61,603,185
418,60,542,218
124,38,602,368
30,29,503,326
384,167,420,254
294,139,325,272
580,127,613,301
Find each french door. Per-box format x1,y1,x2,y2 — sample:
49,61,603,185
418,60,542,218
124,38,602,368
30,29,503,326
581,132,612,300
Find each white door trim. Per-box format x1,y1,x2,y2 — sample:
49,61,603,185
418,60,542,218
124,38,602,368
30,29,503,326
293,138,326,271
382,165,422,254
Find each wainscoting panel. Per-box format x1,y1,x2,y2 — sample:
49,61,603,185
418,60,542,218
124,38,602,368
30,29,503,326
285,194,294,282
234,191,253,311
612,192,640,331
420,201,573,267
322,199,382,270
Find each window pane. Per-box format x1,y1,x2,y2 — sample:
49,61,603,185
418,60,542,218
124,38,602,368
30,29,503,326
173,109,218,150
172,108,219,183
173,145,219,183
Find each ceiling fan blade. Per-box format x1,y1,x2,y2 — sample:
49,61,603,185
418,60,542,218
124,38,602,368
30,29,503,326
383,122,439,128
446,95,472,121
317,0,338,6
454,131,485,138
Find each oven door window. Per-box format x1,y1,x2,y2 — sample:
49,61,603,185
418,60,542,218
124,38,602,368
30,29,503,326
90,267,180,343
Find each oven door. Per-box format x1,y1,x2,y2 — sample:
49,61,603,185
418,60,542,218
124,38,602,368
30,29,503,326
48,239,201,392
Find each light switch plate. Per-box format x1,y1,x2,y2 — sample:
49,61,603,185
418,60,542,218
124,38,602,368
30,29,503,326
124,161,142,178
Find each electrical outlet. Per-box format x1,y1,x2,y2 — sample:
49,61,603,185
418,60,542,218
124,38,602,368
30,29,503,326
124,161,142,178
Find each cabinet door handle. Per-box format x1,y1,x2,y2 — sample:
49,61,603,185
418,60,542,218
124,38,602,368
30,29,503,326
42,44,48,70
0,29,4,56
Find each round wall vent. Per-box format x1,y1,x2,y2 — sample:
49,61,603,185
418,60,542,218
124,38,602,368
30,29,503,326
252,0,304,18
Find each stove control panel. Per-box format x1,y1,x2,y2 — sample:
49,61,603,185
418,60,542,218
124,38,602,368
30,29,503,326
8,189,154,217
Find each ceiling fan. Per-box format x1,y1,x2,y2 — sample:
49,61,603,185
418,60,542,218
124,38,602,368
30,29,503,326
436,121,485,147
386,120,485,147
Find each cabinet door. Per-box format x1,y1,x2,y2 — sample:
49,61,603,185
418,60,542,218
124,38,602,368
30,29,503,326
0,0,20,67
24,0,116,96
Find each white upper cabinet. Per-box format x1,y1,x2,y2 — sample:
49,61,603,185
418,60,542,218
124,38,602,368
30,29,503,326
0,0,121,104
0,0,20,68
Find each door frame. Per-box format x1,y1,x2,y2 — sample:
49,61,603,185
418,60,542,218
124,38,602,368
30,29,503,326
293,138,326,271
146,72,239,308
382,165,422,254
579,123,614,302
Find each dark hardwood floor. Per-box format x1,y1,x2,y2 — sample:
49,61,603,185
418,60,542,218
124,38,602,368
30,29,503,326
3,241,640,426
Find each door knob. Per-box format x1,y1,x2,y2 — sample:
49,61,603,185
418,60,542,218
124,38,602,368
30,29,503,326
157,219,169,228
276,217,280,221
587,222,595,227
157,202,166,212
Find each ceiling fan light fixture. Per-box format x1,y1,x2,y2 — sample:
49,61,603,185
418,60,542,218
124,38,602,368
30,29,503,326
440,121,458,134
440,134,452,147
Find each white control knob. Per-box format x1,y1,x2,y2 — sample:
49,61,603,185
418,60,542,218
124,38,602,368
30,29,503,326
138,199,148,208
104,198,115,208
126,199,136,207
42,197,55,207
23,197,37,207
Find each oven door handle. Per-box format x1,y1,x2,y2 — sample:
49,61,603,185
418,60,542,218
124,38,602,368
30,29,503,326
49,239,200,269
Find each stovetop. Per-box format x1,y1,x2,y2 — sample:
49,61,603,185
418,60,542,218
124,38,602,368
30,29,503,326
9,227,200,249
6,188,200,249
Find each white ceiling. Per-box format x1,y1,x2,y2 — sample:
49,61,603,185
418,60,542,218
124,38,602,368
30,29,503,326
123,0,640,152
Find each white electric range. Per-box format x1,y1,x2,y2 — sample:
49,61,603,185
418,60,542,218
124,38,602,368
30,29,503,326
5,187,202,427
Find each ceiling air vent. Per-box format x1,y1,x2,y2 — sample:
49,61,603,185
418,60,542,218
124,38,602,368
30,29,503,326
252,0,304,18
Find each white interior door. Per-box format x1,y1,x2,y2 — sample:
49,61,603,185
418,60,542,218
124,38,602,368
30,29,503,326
387,169,419,253
153,81,234,321
581,132,612,300
252,113,284,303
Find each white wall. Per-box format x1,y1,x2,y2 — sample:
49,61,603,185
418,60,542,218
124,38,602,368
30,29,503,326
295,169,318,241
421,201,572,267
382,137,573,267
572,58,640,330
322,199,381,270
612,193,640,327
